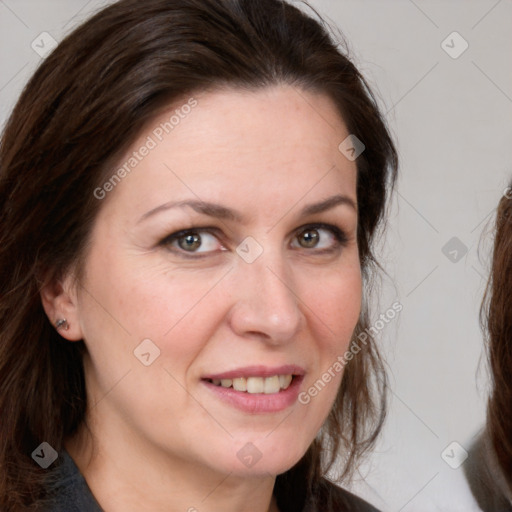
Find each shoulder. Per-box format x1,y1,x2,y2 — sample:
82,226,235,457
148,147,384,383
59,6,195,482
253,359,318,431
464,431,512,512
464,430,512,512
42,450,103,512
304,477,381,512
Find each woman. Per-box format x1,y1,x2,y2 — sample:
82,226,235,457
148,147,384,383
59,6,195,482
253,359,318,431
464,184,512,511
0,0,398,510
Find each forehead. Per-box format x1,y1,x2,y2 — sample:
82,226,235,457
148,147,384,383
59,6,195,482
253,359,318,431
101,85,357,219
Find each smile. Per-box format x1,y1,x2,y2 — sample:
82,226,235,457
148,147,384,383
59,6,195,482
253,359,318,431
206,375,294,394
201,366,305,413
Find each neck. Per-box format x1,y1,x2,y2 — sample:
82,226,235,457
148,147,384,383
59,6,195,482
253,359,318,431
65,416,280,512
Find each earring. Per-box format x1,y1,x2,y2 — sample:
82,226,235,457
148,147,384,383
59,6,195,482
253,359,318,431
55,318,69,331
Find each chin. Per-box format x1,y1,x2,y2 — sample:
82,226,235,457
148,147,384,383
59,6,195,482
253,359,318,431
212,440,309,478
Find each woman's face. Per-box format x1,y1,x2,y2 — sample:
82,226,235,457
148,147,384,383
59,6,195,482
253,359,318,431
63,85,361,477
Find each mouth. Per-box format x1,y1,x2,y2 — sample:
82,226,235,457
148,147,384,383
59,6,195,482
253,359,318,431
204,374,295,394
201,365,305,413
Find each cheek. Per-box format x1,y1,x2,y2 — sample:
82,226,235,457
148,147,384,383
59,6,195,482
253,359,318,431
82,256,232,383
295,260,362,413
126,268,228,344
300,262,362,351
83,241,223,333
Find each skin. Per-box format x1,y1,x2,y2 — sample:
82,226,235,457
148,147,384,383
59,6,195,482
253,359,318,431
41,85,361,512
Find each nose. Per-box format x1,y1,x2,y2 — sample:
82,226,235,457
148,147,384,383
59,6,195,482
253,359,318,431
227,255,303,345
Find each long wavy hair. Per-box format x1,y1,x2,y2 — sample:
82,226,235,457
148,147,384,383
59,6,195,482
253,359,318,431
481,183,512,491
0,0,398,509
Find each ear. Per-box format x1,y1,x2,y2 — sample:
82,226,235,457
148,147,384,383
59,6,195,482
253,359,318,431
40,272,83,342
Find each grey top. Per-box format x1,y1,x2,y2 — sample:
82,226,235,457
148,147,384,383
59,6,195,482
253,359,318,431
464,429,512,512
45,450,103,512
45,450,379,512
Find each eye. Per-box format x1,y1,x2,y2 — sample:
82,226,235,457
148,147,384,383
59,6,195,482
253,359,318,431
160,223,348,258
161,229,224,255
292,224,347,251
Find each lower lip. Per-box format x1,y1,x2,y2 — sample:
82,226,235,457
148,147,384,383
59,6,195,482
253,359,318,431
201,376,304,413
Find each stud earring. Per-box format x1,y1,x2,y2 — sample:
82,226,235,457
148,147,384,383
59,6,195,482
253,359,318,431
55,318,69,331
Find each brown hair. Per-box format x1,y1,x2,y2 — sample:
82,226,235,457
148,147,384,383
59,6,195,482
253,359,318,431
482,183,512,490
0,0,398,509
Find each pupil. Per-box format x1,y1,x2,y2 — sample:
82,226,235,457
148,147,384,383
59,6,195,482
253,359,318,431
180,233,201,251
301,229,318,247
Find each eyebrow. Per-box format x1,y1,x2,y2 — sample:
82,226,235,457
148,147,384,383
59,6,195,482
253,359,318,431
137,194,357,224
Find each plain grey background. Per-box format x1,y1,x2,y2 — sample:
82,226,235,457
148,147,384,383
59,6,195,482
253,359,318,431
1,1,511,510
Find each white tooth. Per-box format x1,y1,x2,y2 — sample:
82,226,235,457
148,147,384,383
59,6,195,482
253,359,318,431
246,377,265,393
279,374,293,390
264,375,281,394
212,379,221,386
220,379,233,388
232,377,247,392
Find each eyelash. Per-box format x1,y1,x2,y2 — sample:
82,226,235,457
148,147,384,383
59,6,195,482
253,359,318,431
159,223,349,259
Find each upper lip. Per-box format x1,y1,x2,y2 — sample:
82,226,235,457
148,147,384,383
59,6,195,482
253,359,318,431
202,365,305,380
